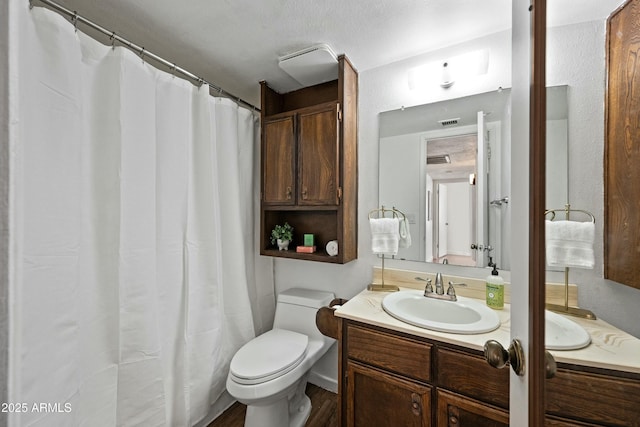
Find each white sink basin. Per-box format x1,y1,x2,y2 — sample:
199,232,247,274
382,290,501,334
381,290,591,349
545,310,591,350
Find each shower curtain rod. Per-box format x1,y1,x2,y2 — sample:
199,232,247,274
31,0,260,112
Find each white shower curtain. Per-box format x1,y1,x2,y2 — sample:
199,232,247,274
8,5,272,426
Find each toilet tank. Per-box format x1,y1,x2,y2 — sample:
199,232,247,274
273,288,334,340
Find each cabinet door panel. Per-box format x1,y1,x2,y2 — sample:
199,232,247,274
436,390,508,427
546,367,640,426
436,348,508,409
347,361,431,427
263,116,295,205
347,324,431,382
298,105,339,205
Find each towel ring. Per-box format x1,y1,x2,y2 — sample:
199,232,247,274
368,205,407,221
545,204,595,223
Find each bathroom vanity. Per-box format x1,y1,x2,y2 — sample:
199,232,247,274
328,286,640,426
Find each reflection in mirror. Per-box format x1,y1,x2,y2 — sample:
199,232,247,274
379,86,568,271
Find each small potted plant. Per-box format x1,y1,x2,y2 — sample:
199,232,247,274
270,222,294,251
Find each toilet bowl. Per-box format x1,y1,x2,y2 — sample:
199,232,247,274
226,288,335,427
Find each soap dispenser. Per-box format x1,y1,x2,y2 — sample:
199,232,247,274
486,264,504,310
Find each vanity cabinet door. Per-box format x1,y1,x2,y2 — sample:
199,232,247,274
436,348,508,409
436,390,508,427
545,367,640,426
297,103,340,206
262,115,296,205
346,361,432,427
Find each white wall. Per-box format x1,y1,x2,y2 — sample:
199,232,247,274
444,181,472,257
546,119,568,210
379,134,423,261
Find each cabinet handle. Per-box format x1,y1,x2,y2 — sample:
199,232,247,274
286,186,292,199
448,406,460,425
410,393,421,416
302,187,308,199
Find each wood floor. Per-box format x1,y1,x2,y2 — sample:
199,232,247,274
207,384,338,427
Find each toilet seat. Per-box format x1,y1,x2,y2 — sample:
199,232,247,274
229,329,308,385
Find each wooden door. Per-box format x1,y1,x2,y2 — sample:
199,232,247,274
605,0,640,289
262,115,295,205
346,361,432,427
297,103,340,206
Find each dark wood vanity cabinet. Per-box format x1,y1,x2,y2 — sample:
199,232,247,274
341,322,507,427
338,320,640,427
260,55,357,264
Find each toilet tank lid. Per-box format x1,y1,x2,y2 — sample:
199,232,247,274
278,288,334,308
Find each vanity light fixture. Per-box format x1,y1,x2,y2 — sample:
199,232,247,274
408,48,490,91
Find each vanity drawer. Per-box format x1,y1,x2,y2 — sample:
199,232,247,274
346,324,432,382
546,367,640,426
436,347,509,409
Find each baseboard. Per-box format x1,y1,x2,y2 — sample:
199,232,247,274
308,371,338,394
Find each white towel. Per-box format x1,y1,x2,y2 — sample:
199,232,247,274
545,220,595,269
370,218,400,255
398,217,412,249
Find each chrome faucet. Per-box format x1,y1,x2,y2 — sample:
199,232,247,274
434,272,444,295
423,272,459,301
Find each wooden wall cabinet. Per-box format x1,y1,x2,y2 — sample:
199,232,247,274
260,55,358,264
337,320,640,426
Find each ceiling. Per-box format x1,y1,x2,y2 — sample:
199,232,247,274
46,0,623,108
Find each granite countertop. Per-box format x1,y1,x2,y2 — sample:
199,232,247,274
334,287,640,374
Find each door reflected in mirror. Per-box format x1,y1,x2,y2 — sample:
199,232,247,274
379,86,568,270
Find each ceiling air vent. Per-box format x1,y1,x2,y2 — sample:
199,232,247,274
438,118,460,127
427,154,451,165
278,44,338,87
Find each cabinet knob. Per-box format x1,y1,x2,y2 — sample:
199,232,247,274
410,393,421,416
301,187,308,199
286,186,292,199
448,406,460,425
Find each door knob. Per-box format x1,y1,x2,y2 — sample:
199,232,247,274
484,339,525,376
484,339,557,378
545,349,557,379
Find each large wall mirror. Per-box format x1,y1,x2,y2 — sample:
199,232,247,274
379,86,568,270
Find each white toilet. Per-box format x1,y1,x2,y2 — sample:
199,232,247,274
226,288,335,427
